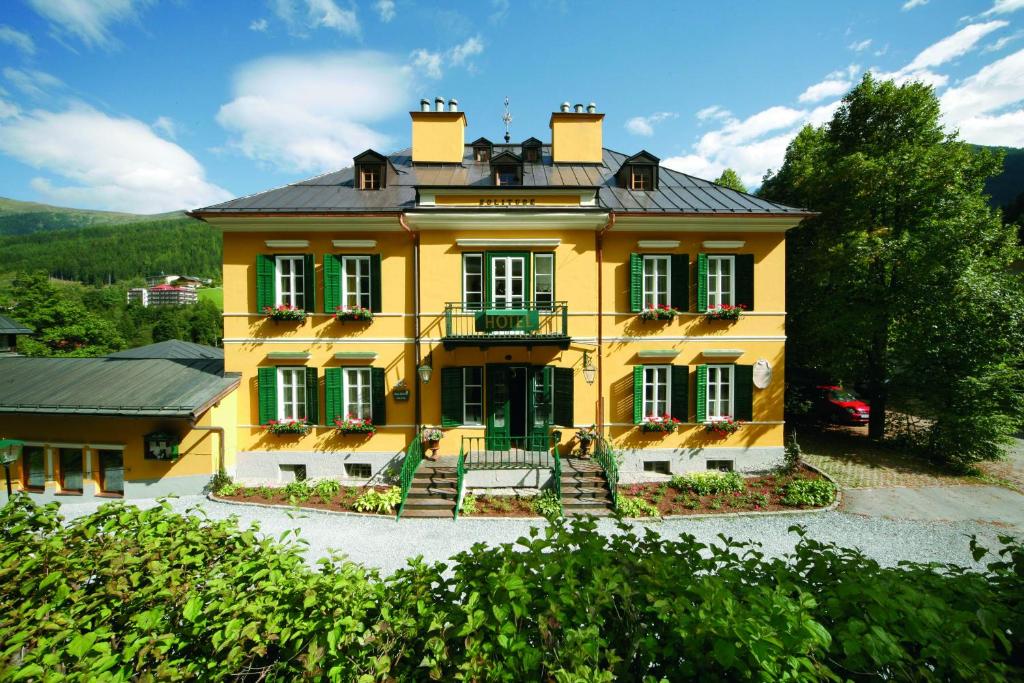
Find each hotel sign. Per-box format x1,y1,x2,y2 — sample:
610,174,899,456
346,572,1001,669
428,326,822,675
434,194,581,208
475,309,540,333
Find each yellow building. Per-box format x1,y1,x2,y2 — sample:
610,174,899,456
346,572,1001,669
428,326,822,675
191,97,810,507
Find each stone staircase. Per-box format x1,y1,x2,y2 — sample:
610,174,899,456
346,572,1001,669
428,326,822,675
400,463,458,518
559,458,615,516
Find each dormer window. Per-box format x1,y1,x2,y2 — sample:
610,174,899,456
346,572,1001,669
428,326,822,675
471,137,493,163
521,137,543,163
353,149,388,191
359,165,382,190
495,165,520,186
630,166,653,191
489,150,523,187
617,150,660,192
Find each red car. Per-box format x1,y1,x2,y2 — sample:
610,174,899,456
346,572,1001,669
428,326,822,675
814,385,871,425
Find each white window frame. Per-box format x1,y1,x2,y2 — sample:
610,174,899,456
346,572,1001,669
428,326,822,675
343,367,372,421
275,255,305,309
341,255,372,310
643,365,672,420
642,255,671,308
706,364,734,421
463,253,484,309
463,367,483,426
707,255,735,309
277,367,307,422
491,255,526,309
534,253,554,310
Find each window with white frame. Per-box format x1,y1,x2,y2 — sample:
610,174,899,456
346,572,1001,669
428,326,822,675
707,255,735,309
343,367,372,420
706,364,734,420
643,365,671,419
534,253,554,309
275,255,305,309
463,367,483,425
463,254,483,310
642,255,670,308
341,255,371,309
277,367,307,421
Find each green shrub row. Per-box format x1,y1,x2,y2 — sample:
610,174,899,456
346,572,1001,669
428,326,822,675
1,496,1021,681
670,470,745,495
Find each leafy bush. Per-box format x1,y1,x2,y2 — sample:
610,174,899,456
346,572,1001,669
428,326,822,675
670,471,744,495
531,491,562,518
352,486,401,514
459,493,477,516
312,479,341,502
617,495,659,517
0,496,1021,681
215,482,239,497
781,478,836,507
207,470,233,494
283,480,311,503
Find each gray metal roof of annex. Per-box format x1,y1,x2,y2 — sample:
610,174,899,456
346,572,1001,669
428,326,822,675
107,339,224,360
193,145,810,216
0,315,32,335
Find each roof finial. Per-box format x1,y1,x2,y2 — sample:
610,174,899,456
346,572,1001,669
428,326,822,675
502,96,512,144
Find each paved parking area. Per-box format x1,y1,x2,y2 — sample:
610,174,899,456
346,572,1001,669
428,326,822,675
842,485,1024,529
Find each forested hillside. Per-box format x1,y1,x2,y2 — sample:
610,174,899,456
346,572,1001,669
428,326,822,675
982,145,1024,208
0,196,181,236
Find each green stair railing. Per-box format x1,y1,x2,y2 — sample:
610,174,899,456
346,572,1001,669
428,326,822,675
454,442,466,520
552,445,563,516
396,435,423,520
593,434,619,511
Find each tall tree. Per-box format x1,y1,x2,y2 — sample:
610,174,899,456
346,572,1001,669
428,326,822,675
714,168,747,193
761,74,1024,466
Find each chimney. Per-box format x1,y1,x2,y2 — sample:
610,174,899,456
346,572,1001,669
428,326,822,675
411,97,467,163
549,100,604,164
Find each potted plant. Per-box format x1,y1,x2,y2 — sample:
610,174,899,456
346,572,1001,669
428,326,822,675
641,414,682,433
704,304,746,322
421,425,443,459
704,417,742,436
575,425,597,456
334,415,377,435
639,304,681,321
266,418,311,436
335,305,373,322
264,305,307,322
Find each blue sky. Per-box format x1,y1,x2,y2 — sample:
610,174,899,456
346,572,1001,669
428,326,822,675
0,0,1022,213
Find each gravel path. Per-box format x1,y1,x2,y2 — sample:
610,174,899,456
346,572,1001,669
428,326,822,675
57,496,1019,576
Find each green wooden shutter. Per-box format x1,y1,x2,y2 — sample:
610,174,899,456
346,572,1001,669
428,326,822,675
370,254,382,313
670,365,689,422
257,367,277,424
303,254,316,312
695,364,708,423
371,366,387,425
553,366,574,427
629,253,642,312
734,364,754,421
324,367,342,423
696,253,708,313
305,367,319,424
256,255,275,311
441,367,463,427
735,254,755,311
632,365,644,424
670,254,689,311
323,254,340,313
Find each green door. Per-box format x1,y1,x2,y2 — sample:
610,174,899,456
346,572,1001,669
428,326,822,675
528,366,551,451
486,365,511,451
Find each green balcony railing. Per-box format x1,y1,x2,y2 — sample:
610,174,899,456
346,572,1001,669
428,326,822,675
396,435,423,520
442,301,569,348
593,434,619,511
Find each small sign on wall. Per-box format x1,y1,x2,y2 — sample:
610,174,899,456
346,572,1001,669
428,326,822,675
393,388,410,401
145,432,180,461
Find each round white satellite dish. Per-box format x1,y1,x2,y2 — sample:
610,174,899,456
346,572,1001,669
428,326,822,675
753,359,773,389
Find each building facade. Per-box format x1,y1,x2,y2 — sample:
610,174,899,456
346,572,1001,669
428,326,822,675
147,284,198,307
192,99,810,486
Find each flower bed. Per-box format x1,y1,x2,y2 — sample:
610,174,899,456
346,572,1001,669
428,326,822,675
704,304,746,321
616,467,834,516
335,306,373,322
264,305,307,322
266,419,312,436
639,305,680,321
334,416,376,435
640,415,682,433
214,481,400,515
459,493,547,517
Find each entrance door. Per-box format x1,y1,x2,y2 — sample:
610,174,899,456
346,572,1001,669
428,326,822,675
528,366,551,452
486,365,510,450
488,253,528,309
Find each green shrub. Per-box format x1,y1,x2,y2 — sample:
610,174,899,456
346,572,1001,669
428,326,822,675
459,493,477,516
352,486,401,514
312,479,341,503
531,491,562,518
215,482,239,497
283,480,311,503
670,471,744,495
617,495,659,517
781,478,836,507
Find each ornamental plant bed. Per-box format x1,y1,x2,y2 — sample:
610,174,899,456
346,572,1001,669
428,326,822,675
460,493,542,517
214,482,400,515
617,466,834,516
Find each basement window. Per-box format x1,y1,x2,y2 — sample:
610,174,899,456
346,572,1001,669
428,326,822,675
643,460,671,475
345,463,372,478
706,460,734,472
279,464,307,482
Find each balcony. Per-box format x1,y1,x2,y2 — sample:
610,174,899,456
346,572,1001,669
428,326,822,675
441,301,570,349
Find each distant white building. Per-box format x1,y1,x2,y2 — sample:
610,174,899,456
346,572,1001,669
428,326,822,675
127,288,149,307
147,285,197,307
146,274,204,289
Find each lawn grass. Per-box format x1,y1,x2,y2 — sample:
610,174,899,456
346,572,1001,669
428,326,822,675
198,286,223,309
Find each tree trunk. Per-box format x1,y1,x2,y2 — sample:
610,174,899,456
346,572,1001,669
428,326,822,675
866,328,889,441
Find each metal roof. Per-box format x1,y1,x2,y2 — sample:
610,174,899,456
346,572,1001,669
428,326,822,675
0,315,32,335
193,145,810,216
0,352,239,419
107,340,224,360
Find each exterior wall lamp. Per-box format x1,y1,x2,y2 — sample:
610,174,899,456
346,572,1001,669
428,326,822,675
582,351,596,385
417,352,433,384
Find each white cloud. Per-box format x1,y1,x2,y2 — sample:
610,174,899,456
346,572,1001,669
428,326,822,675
3,67,63,99
0,25,36,55
271,0,360,37
249,18,269,32
0,96,19,120
0,105,231,212
982,0,1024,16
152,115,176,139
902,0,928,10
625,111,677,136
448,35,483,67
490,0,510,24
849,38,872,52
410,48,443,79
983,31,1022,52
798,78,851,103
940,48,1024,122
954,110,1024,145
26,0,152,49
375,0,395,22
696,105,731,122
903,21,1007,71
410,36,485,79
216,52,411,174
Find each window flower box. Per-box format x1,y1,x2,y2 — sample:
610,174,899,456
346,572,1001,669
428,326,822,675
335,306,373,322
335,415,377,435
704,417,743,436
640,415,681,433
264,305,307,322
639,305,680,321
704,304,746,322
266,419,311,435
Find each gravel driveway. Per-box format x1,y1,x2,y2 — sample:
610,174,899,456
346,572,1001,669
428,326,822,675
57,496,1017,576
